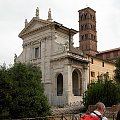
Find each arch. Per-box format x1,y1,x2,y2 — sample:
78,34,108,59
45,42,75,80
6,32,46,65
91,25,93,29
90,14,92,19
81,35,84,40
84,13,87,19
81,25,84,30
85,24,87,30
57,73,63,96
93,25,95,30
80,14,84,20
91,34,93,40
72,69,82,96
85,34,88,39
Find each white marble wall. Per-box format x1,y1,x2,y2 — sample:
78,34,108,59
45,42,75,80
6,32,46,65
17,23,88,105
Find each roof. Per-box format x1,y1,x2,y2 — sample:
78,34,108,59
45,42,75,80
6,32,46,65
53,21,78,35
18,17,78,39
85,53,115,64
18,17,51,38
78,7,96,13
97,47,120,54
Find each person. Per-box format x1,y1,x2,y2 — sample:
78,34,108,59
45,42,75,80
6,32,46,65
116,105,120,120
91,102,108,120
116,110,120,120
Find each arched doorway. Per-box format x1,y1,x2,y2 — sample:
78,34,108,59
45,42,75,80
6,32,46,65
57,73,63,96
72,69,82,96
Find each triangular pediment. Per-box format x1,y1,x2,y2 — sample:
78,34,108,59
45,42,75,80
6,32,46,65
19,17,51,38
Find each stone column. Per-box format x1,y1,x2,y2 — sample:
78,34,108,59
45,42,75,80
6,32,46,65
82,64,88,93
63,59,72,105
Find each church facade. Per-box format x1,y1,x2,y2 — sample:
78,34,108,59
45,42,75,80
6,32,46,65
16,7,116,105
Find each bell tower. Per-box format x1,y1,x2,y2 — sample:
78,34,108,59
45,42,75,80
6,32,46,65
78,7,98,56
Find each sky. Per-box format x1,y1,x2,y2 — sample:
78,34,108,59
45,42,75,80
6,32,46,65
0,0,120,65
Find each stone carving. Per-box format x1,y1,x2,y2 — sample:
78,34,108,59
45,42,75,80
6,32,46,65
25,19,28,27
14,54,17,63
47,8,53,21
64,41,69,51
36,7,39,18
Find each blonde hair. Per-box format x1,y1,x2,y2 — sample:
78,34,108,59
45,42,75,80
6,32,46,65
95,102,105,111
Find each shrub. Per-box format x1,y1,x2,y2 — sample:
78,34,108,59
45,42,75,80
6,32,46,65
83,79,120,108
0,63,51,119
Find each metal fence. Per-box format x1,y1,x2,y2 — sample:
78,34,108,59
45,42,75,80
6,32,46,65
17,113,82,120
17,112,116,120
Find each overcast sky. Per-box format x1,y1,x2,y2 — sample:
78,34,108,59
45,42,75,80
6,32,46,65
0,0,120,65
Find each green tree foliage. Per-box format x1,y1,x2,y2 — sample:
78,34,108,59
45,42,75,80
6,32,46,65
114,57,120,83
0,63,51,119
0,64,12,119
83,77,120,108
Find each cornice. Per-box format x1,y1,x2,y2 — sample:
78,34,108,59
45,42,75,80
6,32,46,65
19,17,53,39
50,51,89,64
19,23,53,39
22,35,52,48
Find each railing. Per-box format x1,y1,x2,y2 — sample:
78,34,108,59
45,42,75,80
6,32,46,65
18,113,82,120
18,104,119,120
16,112,116,120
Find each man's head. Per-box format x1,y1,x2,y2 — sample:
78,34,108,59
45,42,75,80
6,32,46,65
95,102,106,115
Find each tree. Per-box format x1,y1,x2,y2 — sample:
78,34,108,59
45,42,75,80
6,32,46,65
114,57,120,83
83,76,120,108
0,64,12,119
0,63,51,119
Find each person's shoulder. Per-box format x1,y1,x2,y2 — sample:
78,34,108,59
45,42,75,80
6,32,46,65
102,116,108,120
80,113,100,120
91,111,107,120
91,110,101,116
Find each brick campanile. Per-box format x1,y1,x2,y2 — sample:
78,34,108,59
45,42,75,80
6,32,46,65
78,7,98,56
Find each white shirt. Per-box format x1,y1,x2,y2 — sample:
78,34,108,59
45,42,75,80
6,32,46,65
91,110,108,120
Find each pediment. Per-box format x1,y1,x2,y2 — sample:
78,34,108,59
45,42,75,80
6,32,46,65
19,17,50,38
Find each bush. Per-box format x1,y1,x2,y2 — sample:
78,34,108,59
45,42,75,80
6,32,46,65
0,63,51,119
83,79,120,108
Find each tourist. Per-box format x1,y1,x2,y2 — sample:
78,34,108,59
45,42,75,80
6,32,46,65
80,102,108,120
90,102,108,120
116,109,120,120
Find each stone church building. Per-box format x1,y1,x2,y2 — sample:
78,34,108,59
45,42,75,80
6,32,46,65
16,7,116,105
